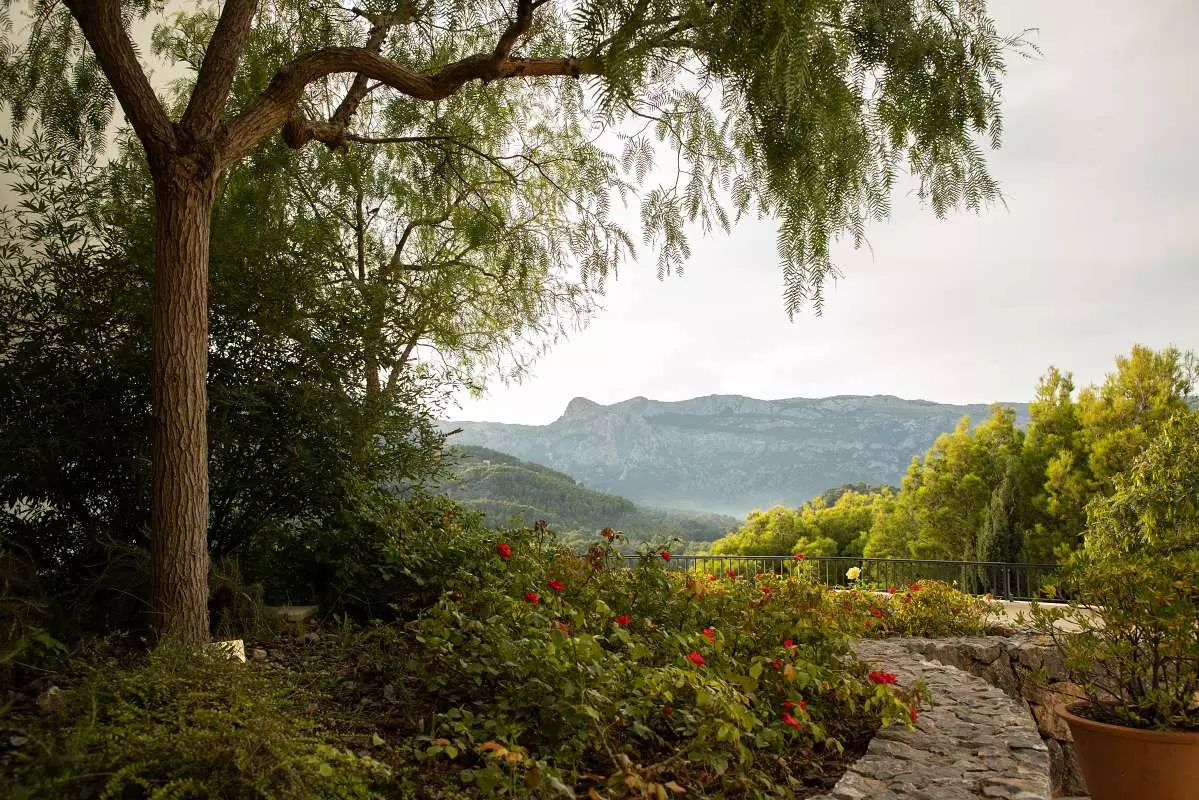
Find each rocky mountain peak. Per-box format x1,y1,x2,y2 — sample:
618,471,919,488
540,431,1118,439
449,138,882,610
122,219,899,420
445,393,1030,517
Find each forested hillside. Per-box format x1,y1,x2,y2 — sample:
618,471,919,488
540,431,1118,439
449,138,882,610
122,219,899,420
709,345,1198,564
434,446,738,549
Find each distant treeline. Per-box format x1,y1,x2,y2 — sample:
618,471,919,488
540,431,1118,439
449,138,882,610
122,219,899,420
711,345,1197,564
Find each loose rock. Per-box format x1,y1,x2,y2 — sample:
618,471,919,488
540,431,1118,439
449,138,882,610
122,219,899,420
36,685,63,715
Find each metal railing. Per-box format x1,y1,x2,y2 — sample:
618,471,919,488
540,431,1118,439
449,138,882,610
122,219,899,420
619,554,1064,602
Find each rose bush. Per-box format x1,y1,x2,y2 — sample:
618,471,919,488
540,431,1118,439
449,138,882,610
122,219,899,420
367,533,926,797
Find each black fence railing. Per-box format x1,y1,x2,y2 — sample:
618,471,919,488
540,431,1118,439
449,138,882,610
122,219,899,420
618,554,1064,602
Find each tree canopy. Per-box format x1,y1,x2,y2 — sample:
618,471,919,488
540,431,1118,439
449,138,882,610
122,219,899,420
858,345,1196,563
2,0,1029,314
710,345,1197,566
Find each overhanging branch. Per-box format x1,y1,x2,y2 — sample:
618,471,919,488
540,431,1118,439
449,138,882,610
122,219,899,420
329,6,416,129
223,45,600,163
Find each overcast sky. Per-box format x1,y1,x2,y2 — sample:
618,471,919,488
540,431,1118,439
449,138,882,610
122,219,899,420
453,0,1199,424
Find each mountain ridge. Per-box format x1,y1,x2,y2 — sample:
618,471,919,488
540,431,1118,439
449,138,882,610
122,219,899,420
442,393,1031,516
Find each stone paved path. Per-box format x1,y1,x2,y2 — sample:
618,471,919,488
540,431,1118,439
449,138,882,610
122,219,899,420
810,639,1052,800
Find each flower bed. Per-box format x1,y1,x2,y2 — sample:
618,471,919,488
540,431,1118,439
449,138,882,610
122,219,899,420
352,532,927,796
4,530,936,799
6,529,1026,799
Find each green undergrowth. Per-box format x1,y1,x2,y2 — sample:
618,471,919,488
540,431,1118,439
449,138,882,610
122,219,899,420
835,579,1002,637
1,529,1004,799
1,642,386,799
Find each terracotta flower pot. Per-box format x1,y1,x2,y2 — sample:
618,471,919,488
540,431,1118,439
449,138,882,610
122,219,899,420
1055,702,1199,800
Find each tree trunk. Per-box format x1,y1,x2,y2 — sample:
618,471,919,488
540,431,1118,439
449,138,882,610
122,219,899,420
148,160,218,645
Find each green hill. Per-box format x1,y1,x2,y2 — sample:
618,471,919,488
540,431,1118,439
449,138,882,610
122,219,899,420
435,446,738,549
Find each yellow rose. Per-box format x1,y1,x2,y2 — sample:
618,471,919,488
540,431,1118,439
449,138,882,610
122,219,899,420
846,566,861,581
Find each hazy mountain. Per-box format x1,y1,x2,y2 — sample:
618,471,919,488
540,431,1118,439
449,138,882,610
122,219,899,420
442,394,1030,516
436,445,738,545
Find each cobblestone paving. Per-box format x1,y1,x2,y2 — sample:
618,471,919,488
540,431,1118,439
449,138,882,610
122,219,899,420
810,639,1052,800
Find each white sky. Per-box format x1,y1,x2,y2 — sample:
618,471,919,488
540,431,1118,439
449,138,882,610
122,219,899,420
453,0,1199,424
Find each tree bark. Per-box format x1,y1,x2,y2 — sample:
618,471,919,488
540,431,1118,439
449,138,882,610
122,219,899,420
148,159,218,644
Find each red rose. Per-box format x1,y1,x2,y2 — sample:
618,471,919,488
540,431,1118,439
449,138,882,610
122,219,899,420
726,569,737,579
547,579,565,592
496,542,512,561
702,627,715,643
525,592,540,604
783,699,795,709
614,614,631,626
908,705,919,723
761,587,772,595
781,712,802,730
909,583,922,592
686,651,704,667
868,670,898,685
797,699,806,710
871,608,882,618
783,639,795,649
887,586,896,594
902,595,912,605
771,659,781,670
660,551,671,561
794,552,805,560
707,574,717,581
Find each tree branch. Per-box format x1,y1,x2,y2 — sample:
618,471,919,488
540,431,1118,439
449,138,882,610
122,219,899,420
179,0,259,140
329,7,414,129
223,46,600,163
492,0,548,63
63,0,175,160
389,209,455,274
395,325,426,373
344,132,457,146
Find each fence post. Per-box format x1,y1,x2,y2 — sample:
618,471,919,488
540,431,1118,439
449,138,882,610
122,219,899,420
1003,565,1012,601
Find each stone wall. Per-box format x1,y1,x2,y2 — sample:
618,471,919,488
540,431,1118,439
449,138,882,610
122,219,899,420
892,636,1086,797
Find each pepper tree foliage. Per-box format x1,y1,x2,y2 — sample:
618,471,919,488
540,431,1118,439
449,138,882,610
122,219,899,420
152,5,614,391
1,0,1028,317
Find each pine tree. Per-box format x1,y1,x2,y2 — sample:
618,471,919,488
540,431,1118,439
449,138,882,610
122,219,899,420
977,462,1023,564
974,461,1023,594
